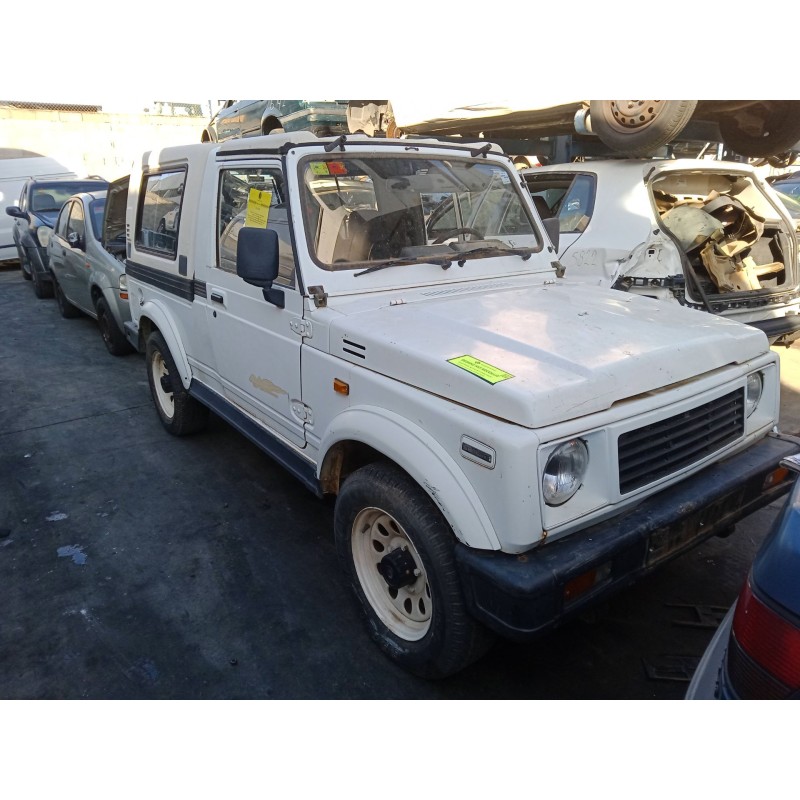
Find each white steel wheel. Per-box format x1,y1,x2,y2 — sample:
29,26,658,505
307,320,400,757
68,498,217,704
150,348,174,421
351,506,432,641
334,462,494,678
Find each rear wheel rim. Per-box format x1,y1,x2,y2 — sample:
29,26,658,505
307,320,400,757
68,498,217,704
351,507,432,641
608,100,664,131
150,351,174,420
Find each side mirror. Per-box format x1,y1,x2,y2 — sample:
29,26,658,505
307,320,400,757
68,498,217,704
236,227,283,307
6,205,28,220
67,231,84,250
543,216,560,252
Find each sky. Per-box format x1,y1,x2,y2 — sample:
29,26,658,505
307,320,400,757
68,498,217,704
10,2,797,108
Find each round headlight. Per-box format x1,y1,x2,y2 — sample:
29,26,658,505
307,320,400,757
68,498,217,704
746,372,763,418
37,226,51,248
543,439,589,506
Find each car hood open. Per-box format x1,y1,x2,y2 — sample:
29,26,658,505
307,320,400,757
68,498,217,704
327,281,767,428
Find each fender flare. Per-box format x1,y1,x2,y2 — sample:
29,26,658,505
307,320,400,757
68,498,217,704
319,405,501,551
137,300,192,389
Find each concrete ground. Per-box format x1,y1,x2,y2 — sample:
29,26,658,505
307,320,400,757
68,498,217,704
1,264,798,699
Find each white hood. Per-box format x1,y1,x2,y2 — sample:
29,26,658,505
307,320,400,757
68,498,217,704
327,281,767,428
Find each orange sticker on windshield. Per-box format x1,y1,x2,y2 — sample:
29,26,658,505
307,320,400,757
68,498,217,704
328,161,347,175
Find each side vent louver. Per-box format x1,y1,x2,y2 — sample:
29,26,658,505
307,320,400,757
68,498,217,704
342,338,366,359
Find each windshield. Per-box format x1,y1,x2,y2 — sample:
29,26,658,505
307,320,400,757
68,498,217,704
299,154,540,271
30,181,106,213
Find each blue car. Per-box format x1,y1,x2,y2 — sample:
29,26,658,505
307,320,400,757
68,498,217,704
5,176,108,298
686,453,800,699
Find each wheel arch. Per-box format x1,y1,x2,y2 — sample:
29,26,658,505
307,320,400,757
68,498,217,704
137,301,192,388
319,406,501,551
260,114,283,135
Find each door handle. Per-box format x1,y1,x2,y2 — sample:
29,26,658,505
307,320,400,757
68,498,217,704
210,292,224,304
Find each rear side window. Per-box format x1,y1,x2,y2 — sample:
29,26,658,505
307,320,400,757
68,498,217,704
526,173,596,234
135,169,186,259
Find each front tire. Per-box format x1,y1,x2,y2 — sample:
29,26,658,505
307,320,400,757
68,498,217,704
145,330,209,435
589,100,697,156
95,296,133,356
334,462,493,678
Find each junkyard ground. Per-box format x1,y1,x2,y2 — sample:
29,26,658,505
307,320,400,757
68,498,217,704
1,264,798,699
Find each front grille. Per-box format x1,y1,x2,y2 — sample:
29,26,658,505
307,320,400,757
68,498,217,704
618,389,744,494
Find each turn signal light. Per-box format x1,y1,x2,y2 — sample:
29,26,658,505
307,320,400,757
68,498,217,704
333,379,349,396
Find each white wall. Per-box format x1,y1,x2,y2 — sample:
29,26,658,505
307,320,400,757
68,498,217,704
0,107,207,181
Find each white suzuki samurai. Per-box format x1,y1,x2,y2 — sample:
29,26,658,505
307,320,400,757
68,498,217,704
124,132,799,677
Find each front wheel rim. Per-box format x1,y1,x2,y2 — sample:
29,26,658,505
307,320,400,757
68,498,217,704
351,507,432,641
150,350,174,420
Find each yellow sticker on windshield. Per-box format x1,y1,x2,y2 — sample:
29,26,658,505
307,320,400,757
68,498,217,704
310,162,330,175
447,356,514,384
244,189,272,228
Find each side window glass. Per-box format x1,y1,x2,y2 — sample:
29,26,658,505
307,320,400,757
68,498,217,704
135,169,185,259
557,175,595,234
55,203,71,237
19,185,28,211
66,201,86,242
217,166,296,288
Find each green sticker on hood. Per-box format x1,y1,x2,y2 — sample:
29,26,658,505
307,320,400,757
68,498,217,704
447,355,514,384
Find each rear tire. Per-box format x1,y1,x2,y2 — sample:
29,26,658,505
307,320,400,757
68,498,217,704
145,330,209,435
17,244,32,279
95,296,134,356
54,276,81,318
334,461,494,678
590,100,697,156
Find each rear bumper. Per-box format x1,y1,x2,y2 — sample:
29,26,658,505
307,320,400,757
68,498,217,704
748,314,800,345
455,433,800,642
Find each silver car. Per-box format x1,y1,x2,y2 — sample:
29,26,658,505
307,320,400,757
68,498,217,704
47,178,133,356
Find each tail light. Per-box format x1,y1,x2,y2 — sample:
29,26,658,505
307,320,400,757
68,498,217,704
725,575,800,699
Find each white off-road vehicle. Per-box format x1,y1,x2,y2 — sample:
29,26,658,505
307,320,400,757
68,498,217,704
124,132,799,677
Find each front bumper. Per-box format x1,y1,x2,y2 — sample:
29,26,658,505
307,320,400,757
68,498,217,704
455,433,800,642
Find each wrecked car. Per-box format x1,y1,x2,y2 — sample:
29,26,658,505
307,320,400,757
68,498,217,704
522,158,800,346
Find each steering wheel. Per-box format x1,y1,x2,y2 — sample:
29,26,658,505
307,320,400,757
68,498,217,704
432,227,482,245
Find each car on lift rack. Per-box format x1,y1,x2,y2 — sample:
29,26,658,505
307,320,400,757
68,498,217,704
386,100,800,161
521,158,800,347
201,100,351,143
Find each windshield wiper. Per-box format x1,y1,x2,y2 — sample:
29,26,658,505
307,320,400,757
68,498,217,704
354,255,455,277
451,245,535,265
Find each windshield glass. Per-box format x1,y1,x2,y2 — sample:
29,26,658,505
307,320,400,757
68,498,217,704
89,197,106,239
30,182,106,212
299,154,540,271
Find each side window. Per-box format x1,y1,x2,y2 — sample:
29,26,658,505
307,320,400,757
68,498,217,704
55,202,71,237
66,200,86,243
557,174,595,234
135,169,186,259
217,166,296,288
525,174,596,234
19,184,28,212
